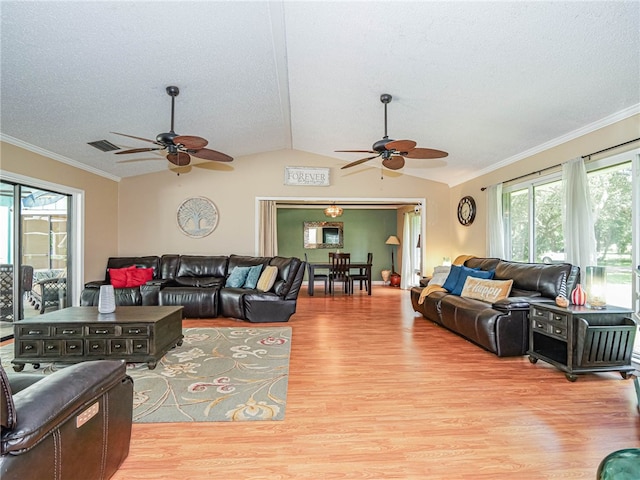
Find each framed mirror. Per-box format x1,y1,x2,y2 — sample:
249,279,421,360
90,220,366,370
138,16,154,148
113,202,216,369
304,221,344,249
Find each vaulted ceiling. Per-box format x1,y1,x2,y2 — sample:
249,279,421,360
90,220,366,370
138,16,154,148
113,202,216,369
1,1,638,186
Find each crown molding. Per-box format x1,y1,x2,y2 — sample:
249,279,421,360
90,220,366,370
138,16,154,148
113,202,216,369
449,104,640,187
0,134,121,182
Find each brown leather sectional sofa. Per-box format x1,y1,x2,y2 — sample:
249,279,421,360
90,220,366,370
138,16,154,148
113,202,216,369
410,257,580,357
81,254,305,323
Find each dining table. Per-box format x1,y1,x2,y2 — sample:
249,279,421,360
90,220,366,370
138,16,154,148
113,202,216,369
306,260,372,296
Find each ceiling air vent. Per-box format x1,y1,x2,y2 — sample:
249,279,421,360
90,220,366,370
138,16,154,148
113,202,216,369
87,140,120,152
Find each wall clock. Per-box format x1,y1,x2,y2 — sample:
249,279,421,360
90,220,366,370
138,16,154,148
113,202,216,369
176,196,218,238
457,196,476,226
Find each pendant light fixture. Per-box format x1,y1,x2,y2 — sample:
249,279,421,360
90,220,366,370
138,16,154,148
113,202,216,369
324,203,343,218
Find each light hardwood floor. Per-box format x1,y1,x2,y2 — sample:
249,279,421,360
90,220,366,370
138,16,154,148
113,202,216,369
66,287,640,478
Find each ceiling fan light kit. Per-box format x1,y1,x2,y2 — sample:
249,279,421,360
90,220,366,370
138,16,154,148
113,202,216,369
336,93,448,172
112,86,233,172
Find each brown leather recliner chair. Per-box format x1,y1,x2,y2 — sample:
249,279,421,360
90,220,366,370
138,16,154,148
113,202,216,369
1,360,133,480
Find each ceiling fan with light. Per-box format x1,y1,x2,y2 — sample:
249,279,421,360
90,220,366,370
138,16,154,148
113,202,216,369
111,86,233,168
336,93,448,171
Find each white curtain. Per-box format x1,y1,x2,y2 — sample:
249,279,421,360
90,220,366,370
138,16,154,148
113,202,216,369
401,212,420,289
258,200,278,257
562,157,596,273
486,184,505,258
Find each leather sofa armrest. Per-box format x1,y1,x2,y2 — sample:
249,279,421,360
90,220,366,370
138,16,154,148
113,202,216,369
83,280,107,289
2,360,128,454
492,296,535,311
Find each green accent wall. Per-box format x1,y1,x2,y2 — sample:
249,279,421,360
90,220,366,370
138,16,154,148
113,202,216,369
277,208,398,281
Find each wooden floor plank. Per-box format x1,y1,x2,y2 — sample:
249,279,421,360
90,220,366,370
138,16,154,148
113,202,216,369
19,286,640,479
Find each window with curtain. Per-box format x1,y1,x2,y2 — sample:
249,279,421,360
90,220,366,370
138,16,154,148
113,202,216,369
501,149,638,359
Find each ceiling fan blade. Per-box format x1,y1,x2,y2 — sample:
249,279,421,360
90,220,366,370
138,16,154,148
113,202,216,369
173,135,209,150
110,132,159,144
189,148,233,162
340,155,380,170
167,152,191,166
115,147,164,155
382,156,405,170
335,149,377,154
404,148,449,159
385,139,417,152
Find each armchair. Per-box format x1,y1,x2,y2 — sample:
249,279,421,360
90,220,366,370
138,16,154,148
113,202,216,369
0,264,34,321
1,360,133,480
29,269,67,314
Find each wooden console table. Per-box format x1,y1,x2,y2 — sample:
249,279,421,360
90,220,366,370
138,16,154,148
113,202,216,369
12,306,183,371
527,302,635,381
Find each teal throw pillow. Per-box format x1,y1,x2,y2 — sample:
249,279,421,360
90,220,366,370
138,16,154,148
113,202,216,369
243,264,264,289
450,266,494,296
225,266,252,288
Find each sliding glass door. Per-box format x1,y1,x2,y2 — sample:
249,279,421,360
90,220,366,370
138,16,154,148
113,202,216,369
1,181,70,335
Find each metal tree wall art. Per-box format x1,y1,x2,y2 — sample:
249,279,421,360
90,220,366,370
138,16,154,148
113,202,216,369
176,197,218,238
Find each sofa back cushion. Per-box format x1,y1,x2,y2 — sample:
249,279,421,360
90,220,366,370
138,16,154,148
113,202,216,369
177,256,228,278
464,257,500,271
493,260,578,299
159,254,180,280
268,256,303,298
227,255,271,271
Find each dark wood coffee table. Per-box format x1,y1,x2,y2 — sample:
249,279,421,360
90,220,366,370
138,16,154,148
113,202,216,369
12,306,183,371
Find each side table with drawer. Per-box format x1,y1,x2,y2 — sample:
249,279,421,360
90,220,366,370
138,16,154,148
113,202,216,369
528,302,635,381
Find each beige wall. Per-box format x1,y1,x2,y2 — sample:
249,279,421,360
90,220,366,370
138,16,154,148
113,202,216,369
118,149,451,274
4,113,637,287
0,141,119,283
450,114,640,259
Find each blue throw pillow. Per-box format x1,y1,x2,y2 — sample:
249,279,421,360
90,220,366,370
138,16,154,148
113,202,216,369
225,266,252,288
450,266,495,296
441,265,462,292
243,264,264,289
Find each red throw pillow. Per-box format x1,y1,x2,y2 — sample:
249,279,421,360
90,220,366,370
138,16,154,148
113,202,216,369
126,267,154,287
108,266,135,288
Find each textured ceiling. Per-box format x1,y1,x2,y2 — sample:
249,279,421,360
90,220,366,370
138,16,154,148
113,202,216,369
1,1,638,185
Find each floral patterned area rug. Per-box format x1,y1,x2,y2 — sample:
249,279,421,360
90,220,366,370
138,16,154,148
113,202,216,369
0,327,291,423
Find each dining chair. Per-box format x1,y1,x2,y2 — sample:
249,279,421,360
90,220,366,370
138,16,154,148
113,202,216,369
305,253,329,294
351,252,372,292
329,253,352,295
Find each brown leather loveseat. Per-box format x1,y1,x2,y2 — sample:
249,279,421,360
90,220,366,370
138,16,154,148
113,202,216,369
411,257,580,357
1,360,133,480
81,254,305,323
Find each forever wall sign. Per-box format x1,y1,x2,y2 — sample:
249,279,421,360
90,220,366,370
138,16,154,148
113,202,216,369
284,167,330,186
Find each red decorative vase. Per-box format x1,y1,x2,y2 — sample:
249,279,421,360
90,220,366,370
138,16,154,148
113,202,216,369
570,284,586,306
389,273,401,287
